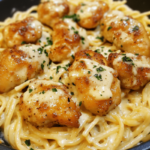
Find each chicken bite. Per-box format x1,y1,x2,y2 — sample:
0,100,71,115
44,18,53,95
75,0,109,29
38,0,69,28
100,10,150,56
49,19,89,63
19,79,81,127
68,50,121,115
2,16,42,48
0,44,49,93
108,53,150,90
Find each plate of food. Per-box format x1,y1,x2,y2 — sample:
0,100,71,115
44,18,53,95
0,0,150,150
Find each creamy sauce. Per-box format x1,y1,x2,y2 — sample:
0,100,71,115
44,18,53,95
23,80,64,105
47,1,65,14
69,59,115,100
38,31,52,49
76,1,100,19
19,44,49,73
30,20,42,31
87,25,102,42
113,53,150,76
64,19,89,49
38,60,70,81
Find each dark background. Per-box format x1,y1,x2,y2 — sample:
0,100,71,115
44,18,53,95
0,0,150,21
0,0,150,150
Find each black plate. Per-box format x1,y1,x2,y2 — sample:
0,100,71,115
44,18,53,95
0,0,150,150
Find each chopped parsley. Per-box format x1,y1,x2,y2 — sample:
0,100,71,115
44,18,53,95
80,10,83,13
63,14,80,22
25,140,31,146
29,89,33,93
41,63,44,70
96,67,106,72
107,26,112,31
66,63,71,67
21,41,26,45
96,36,104,42
44,50,48,57
94,49,100,53
122,56,133,62
72,83,76,86
39,39,41,43
93,65,97,68
38,47,43,54
88,71,91,74
42,91,45,94
62,67,68,71
86,53,91,57
108,49,112,52
94,74,102,80
121,45,123,48
135,53,139,56
52,88,57,92
133,25,139,32
70,92,74,95
74,31,79,34
46,37,53,46
71,55,75,59
71,26,75,30
30,148,34,150
56,66,61,74
79,101,82,106
81,36,85,44
50,76,53,80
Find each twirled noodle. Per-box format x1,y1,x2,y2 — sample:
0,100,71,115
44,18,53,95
0,0,150,150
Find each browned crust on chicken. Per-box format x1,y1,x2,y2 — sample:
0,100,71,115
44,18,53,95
75,50,108,65
19,81,81,128
49,21,81,62
75,1,109,29
69,50,121,115
108,53,150,90
38,1,69,28
0,47,42,93
2,16,42,48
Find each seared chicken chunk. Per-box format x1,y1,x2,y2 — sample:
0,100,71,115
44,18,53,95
0,44,49,93
38,0,69,28
101,10,150,56
19,79,81,127
108,53,150,90
49,19,89,63
2,17,42,48
68,50,121,115
75,0,109,29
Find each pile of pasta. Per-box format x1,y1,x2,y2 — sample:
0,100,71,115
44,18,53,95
0,0,150,150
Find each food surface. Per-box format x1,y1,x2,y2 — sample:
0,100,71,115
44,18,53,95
0,0,150,150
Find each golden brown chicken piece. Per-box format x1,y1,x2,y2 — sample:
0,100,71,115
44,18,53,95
0,44,49,93
101,10,150,56
108,53,150,90
2,16,42,48
49,19,89,63
38,0,69,28
75,0,109,29
19,79,81,127
68,50,121,115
